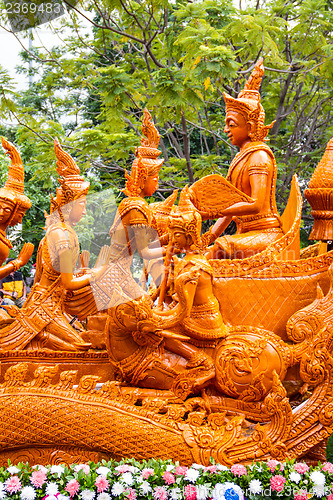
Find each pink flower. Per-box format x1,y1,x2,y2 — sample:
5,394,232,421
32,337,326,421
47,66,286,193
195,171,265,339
294,490,308,500
153,486,168,500
141,468,154,479
231,464,247,477
327,494,333,500
174,466,188,476
116,465,130,473
65,479,80,497
270,475,286,493
267,460,284,473
162,471,175,485
5,476,22,494
31,470,47,488
125,488,137,500
95,476,109,493
294,463,309,474
74,464,90,475
323,462,333,474
185,485,197,500
204,465,217,473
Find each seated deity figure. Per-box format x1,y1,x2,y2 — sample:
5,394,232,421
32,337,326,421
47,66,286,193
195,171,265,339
207,59,284,259
0,137,33,277
106,187,227,397
0,139,96,351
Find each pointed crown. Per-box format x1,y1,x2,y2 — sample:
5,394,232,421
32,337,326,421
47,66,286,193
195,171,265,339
0,137,31,216
308,137,333,189
224,59,274,142
51,138,90,214
169,186,202,249
124,109,164,197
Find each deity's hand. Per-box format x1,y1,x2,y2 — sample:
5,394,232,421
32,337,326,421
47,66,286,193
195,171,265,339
89,265,107,284
15,243,34,268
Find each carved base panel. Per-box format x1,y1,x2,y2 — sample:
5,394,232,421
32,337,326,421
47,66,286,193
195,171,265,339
0,447,112,467
0,350,115,384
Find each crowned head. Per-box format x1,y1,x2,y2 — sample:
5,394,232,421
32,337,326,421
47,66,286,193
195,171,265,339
0,137,31,227
124,109,164,197
223,59,274,143
49,139,90,224
169,186,202,252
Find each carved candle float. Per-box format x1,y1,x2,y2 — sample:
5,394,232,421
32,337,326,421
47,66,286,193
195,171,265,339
1,96,333,468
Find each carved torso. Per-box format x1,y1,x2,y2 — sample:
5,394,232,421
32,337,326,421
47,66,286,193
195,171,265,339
227,142,281,232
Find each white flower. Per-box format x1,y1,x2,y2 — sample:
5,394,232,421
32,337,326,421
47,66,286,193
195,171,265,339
216,464,228,470
120,472,133,486
81,490,95,500
212,483,224,500
192,464,205,470
111,483,124,496
136,476,143,484
46,483,59,496
0,482,5,500
169,487,182,500
185,468,200,483
57,495,69,500
128,466,139,474
21,486,36,500
310,471,326,486
196,485,210,500
139,481,152,495
166,465,175,472
312,485,326,497
7,466,20,474
289,472,301,484
97,494,111,500
50,465,65,477
32,465,48,473
95,467,110,476
248,479,262,495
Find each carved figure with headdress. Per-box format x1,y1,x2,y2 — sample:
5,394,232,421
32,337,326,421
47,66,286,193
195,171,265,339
66,109,173,323
104,186,228,398
0,139,95,351
206,59,284,259
0,138,33,276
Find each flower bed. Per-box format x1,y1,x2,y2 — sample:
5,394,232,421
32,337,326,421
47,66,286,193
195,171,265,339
0,459,333,500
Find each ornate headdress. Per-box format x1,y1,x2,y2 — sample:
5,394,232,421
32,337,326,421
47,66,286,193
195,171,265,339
50,138,90,216
169,186,202,250
123,108,164,197
0,137,31,225
223,59,274,142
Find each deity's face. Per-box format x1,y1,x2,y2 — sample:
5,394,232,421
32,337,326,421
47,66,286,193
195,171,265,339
142,174,159,197
170,227,188,252
9,206,27,226
0,199,15,225
224,111,251,149
69,196,87,226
